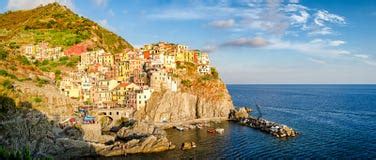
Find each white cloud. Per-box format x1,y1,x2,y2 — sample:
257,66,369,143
354,54,369,59
222,37,270,48
148,9,205,20
363,60,376,66
309,10,345,35
7,0,74,10
308,58,327,64
201,45,217,53
290,10,309,25
209,19,235,28
145,1,345,37
309,39,346,47
309,26,333,35
314,10,345,26
289,0,300,3
267,38,351,57
329,40,346,46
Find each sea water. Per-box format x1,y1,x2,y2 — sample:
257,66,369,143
126,85,376,159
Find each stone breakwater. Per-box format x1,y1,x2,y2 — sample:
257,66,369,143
230,107,299,138
240,117,298,138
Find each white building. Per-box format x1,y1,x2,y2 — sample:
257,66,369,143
150,70,178,92
151,53,164,68
198,65,211,74
164,55,176,69
136,87,153,110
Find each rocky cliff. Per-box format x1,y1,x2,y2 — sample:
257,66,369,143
135,90,233,123
135,64,234,123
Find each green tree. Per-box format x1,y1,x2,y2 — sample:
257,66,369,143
0,48,7,60
211,67,219,79
1,79,13,90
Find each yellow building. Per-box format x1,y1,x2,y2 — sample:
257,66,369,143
176,52,185,62
184,51,195,63
98,53,114,66
111,83,128,105
117,61,130,81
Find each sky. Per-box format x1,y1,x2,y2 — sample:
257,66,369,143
1,0,376,84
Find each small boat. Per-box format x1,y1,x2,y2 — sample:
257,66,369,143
174,126,184,131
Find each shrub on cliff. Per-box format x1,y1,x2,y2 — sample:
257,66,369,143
33,97,43,103
0,70,17,80
211,67,219,79
35,77,49,87
0,47,7,60
181,79,192,87
1,79,14,90
0,95,16,113
0,145,34,160
17,55,31,65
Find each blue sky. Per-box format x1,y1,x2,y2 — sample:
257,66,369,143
2,0,376,84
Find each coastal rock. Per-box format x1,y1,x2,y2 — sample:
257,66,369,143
181,142,196,150
116,122,165,141
229,107,251,120
117,135,175,154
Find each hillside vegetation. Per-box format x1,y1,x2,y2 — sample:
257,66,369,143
0,2,133,53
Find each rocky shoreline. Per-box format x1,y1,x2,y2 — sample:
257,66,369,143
77,118,228,157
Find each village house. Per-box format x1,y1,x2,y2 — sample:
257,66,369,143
136,87,153,110
98,79,119,91
22,43,64,61
200,53,210,65
198,65,211,74
59,78,81,99
111,82,128,106
124,83,141,109
164,54,176,70
116,61,130,81
80,49,105,68
98,53,114,66
150,69,178,92
151,52,164,68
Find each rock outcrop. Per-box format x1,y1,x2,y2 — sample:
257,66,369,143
94,135,175,156
134,90,233,123
116,121,166,141
0,107,97,159
229,107,252,120
180,142,196,150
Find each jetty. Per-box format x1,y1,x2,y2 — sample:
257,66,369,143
239,116,298,138
230,107,299,138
